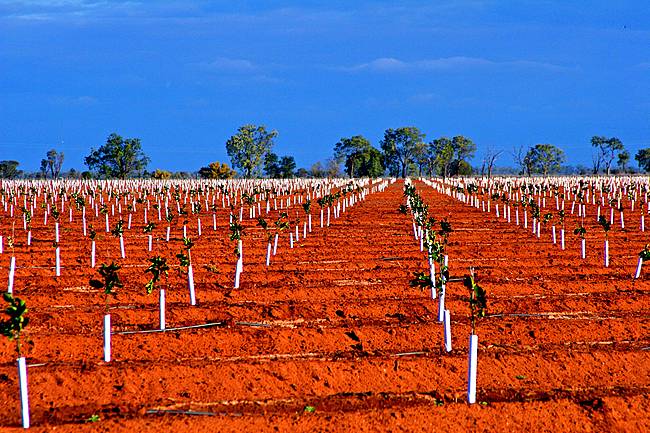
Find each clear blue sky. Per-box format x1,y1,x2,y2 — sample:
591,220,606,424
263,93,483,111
1,1,649,173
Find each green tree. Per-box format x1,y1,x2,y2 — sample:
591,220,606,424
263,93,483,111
452,135,477,163
40,149,64,179
635,148,650,173
451,159,473,176
429,135,477,177
0,161,22,179
591,136,625,175
279,156,296,178
617,150,630,173
380,127,426,178
198,161,236,179
85,133,150,179
263,152,281,177
334,135,384,177
429,137,454,178
356,147,384,177
525,144,565,175
264,153,295,178
447,136,477,176
225,124,277,178
413,141,429,176
152,169,172,179
334,135,370,177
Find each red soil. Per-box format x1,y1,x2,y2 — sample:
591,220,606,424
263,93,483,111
0,179,649,432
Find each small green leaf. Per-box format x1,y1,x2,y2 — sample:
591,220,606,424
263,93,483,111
515,375,526,380
409,272,432,290
0,294,29,355
176,252,190,267
639,244,650,261
85,414,100,423
89,279,104,289
303,405,316,413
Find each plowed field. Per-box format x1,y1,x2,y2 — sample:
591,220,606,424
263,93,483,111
1,179,649,432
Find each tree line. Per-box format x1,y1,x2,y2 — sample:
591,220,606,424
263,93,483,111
1,126,649,179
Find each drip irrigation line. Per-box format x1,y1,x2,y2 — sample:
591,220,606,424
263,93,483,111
392,351,427,357
144,383,650,419
146,409,243,417
21,340,650,370
114,318,334,335
235,321,272,327
114,321,225,335
486,312,639,320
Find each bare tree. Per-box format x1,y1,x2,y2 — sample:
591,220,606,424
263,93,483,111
483,147,503,179
591,136,625,175
512,145,532,176
592,152,600,175
41,149,64,179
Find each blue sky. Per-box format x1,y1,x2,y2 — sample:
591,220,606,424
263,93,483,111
1,1,649,173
